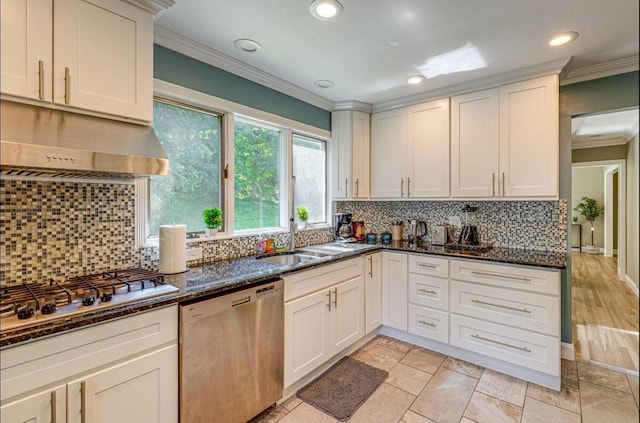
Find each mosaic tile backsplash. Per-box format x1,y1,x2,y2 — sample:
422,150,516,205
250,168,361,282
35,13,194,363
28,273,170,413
1,179,565,286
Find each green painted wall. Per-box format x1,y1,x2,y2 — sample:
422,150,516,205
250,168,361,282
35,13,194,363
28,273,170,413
572,145,628,162
153,45,331,131
559,71,639,345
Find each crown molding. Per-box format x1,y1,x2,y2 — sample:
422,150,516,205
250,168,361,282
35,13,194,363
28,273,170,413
372,58,570,113
153,26,334,111
571,136,630,150
561,55,639,86
122,0,174,14
332,101,373,113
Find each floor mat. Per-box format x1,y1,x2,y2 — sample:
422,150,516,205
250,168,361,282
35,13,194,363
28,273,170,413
297,356,388,421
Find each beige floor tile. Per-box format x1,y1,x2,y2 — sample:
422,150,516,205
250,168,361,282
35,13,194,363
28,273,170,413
347,382,415,423
374,335,415,354
627,373,639,408
399,410,436,423
460,418,478,423
475,368,527,407
386,362,433,395
361,337,380,352
400,347,446,374
526,382,581,414
249,405,289,423
281,395,303,412
463,391,522,423
279,402,337,423
579,380,639,423
441,356,484,379
577,361,632,393
521,397,580,423
352,343,406,372
561,359,579,389
410,367,477,423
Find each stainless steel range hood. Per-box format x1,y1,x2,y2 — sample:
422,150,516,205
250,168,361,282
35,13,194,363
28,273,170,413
1,100,169,179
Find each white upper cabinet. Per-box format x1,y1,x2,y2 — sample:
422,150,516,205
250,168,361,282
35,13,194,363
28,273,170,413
451,75,559,199
1,0,153,122
371,108,406,198
331,110,371,199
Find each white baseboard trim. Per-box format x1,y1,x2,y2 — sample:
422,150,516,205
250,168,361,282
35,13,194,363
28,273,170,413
624,274,639,298
561,342,575,361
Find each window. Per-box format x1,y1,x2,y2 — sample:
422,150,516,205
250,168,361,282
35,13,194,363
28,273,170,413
293,135,327,223
150,99,222,235
233,119,282,231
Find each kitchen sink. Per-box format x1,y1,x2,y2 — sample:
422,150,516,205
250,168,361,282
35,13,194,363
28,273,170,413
300,242,375,255
256,251,326,265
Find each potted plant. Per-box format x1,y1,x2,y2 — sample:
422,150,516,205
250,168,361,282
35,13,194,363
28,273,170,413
574,196,604,254
295,206,309,229
202,206,222,237
572,216,578,223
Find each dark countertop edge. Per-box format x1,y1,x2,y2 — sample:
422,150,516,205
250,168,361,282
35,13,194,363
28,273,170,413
0,244,565,348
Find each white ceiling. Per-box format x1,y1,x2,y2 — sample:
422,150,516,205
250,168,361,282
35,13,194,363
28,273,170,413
153,0,639,110
572,109,639,149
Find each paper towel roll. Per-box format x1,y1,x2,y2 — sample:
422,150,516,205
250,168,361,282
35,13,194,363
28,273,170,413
159,224,187,274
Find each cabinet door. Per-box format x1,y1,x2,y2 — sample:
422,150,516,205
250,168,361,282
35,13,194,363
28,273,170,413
371,109,406,198
406,98,450,198
67,344,178,423
381,252,408,330
351,111,371,199
0,384,66,423
331,111,352,199
365,253,382,333
499,75,558,197
331,276,365,353
0,0,53,101
53,0,153,121
451,88,499,197
284,289,331,387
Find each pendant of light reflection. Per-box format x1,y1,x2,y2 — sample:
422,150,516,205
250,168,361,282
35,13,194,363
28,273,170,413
417,43,487,79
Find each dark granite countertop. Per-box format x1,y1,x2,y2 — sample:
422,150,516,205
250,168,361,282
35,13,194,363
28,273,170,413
0,242,565,348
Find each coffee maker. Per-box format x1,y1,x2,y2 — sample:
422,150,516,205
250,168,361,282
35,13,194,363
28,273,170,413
333,212,353,241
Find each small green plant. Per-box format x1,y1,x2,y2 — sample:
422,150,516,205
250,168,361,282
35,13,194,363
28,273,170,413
572,215,578,223
202,206,222,229
574,196,604,246
295,206,309,222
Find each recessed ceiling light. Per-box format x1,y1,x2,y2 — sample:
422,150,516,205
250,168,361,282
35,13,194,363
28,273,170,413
309,0,344,21
315,80,335,88
407,75,425,84
233,38,262,53
549,31,579,47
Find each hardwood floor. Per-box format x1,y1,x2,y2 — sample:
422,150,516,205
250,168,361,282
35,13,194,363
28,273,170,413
572,252,639,372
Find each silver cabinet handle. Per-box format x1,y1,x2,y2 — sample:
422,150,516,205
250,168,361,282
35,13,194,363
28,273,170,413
368,255,373,277
333,287,338,308
471,334,531,352
471,298,531,313
407,177,411,197
418,288,437,294
502,172,506,197
51,390,57,423
417,262,437,268
38,60,45,100
355,178,359,198
400,178,404,197
326,291,331,311
492,173,496,197
418,320,436,327
64,67,71,104
344,178,348,197
81,381,86,423
470,270,531,282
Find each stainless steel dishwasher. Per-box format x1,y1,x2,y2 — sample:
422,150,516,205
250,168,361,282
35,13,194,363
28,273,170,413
179,279,284,423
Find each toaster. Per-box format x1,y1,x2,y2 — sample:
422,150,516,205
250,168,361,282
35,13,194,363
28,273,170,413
431,225,447,245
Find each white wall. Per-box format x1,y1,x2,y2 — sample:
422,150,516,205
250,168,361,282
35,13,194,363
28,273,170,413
627,133,639,288
572,166,605,248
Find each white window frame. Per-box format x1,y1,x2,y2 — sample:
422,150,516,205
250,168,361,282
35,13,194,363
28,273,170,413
135,80,332,247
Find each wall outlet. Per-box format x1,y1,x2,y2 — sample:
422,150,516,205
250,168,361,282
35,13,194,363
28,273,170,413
448,216,462,227
186,247,203,261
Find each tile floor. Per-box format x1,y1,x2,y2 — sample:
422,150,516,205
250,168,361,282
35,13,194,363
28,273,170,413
252,335,640,423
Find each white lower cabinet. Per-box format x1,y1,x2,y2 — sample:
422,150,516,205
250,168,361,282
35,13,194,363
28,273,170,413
284,258,365,388
0,306,178,423
408,304,449,343
381,252,408,330
365,252,382,333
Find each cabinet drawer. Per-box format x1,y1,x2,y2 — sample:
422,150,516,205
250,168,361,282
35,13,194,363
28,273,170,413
450,259,559,295
409,273,448,311
450,314,559,376
408,304,448,343
284,258,362,301
451,281,559,336
409,255,449,277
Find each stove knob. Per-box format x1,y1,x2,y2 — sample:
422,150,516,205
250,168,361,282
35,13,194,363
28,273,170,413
100,292,113,302
82,295,96,306
41,303,57,315
17,306,35,319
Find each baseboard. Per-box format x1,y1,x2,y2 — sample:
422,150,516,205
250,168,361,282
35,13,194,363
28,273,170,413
561,342,575,361
624,274,639,298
